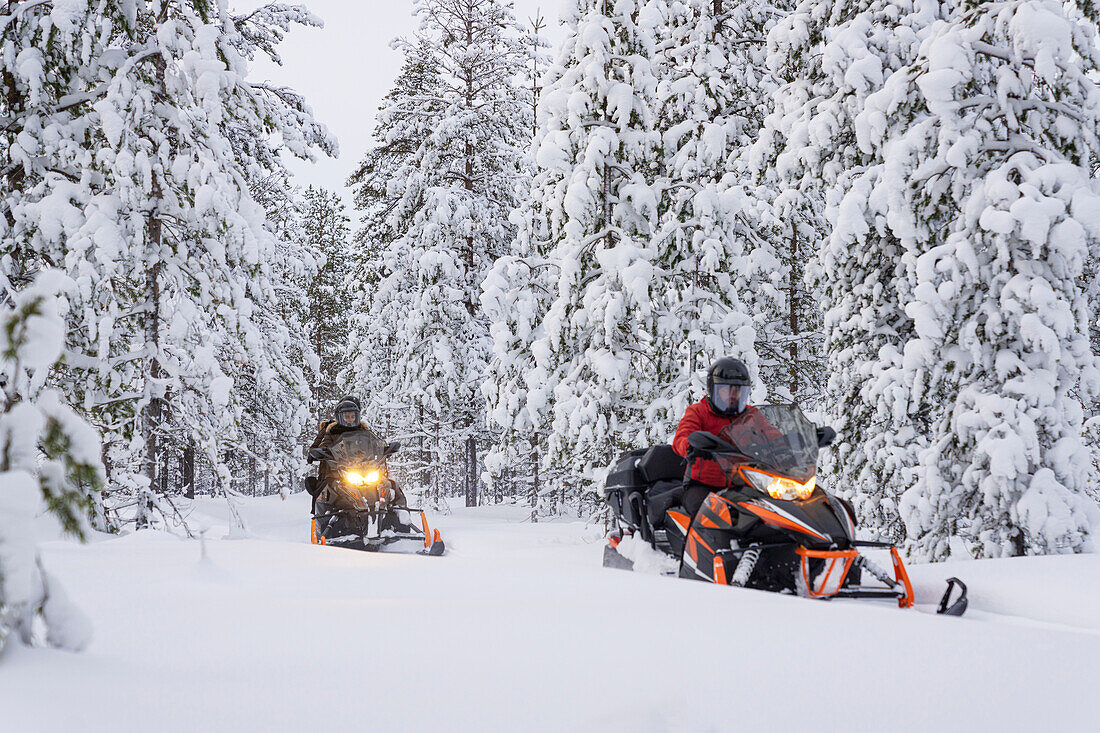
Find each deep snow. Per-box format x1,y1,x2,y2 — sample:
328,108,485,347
2,493,1098,732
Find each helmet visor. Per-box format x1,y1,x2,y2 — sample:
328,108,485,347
711,383,748,415
336,408,360,428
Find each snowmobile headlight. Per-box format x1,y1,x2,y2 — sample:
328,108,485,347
742,468,815,501
344,469,382,487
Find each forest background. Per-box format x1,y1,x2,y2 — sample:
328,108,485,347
4,0,1100,650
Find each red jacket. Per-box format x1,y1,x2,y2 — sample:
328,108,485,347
672,401,781,487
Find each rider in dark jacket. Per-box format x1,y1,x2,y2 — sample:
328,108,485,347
305,396,394,506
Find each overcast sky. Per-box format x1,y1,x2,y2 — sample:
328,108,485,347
248,1,566,218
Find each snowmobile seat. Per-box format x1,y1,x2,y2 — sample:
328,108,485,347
638,444,687,485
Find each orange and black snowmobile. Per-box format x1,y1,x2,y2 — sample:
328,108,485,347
308,432,444,555
602,405,967,616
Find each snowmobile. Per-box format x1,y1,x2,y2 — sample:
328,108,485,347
309,431,445,555
602,404,967,616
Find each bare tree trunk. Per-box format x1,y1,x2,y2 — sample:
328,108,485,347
142,202,163,494
182,442,195,499
530,434,539,523
142,51,167,496
465,435,477,507
788,222,799,398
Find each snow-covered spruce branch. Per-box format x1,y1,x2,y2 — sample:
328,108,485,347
0,0,52,34
971,40,1075,76
575,226,628,256
979,138,1059,163
0,47,164,130
957,95,1086,125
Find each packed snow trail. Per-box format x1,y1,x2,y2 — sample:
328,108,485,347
2,494,1097,732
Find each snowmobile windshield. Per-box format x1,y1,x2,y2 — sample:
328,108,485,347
713,404,819,484
327,431,387,468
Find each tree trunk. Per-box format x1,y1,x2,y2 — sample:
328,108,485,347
142,209,163,494
182,442,195,499
465,435,477,507
142,52,167,496
530,434,539,523
788,222,799,398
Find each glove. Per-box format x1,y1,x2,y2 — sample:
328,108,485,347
816,426,837,448
307,448,326,463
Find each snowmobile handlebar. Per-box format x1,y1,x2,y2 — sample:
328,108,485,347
307,447,333,463
686,430,736,458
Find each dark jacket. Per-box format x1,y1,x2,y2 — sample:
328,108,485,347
310,420,380,483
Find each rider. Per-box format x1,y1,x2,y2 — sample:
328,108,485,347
672,357,783,517
306,396,415,540
306,396,386,503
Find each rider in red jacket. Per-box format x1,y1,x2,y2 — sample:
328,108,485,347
673,357,781,516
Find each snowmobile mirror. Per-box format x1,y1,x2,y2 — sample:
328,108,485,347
385,441,402,457
816,426,837,447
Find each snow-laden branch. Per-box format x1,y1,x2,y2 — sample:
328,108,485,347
0,47,161,132
0,0,52,35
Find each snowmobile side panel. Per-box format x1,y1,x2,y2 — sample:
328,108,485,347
825,495,857,541
697,493,737,531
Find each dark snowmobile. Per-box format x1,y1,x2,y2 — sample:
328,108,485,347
309,431,444,555
602,404,967,616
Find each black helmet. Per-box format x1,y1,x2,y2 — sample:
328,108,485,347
706,357,750,416
334,397,361,428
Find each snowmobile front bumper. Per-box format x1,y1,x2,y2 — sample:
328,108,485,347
797,543,967,616
797,545,914,608
311,507,445,556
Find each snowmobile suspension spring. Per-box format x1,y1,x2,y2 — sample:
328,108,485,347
858,556,897,588
730,546,761,587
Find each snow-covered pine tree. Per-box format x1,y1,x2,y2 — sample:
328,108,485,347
302,186,353,414
8,1,335,524
1,271,102,652
484,0,671,513
850,0,1100,558
648,0,796,426
348,39,446,498
754,0,947,541
352,0,529,506
247,173,316,498
480,12,551,514
2,0,145,523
